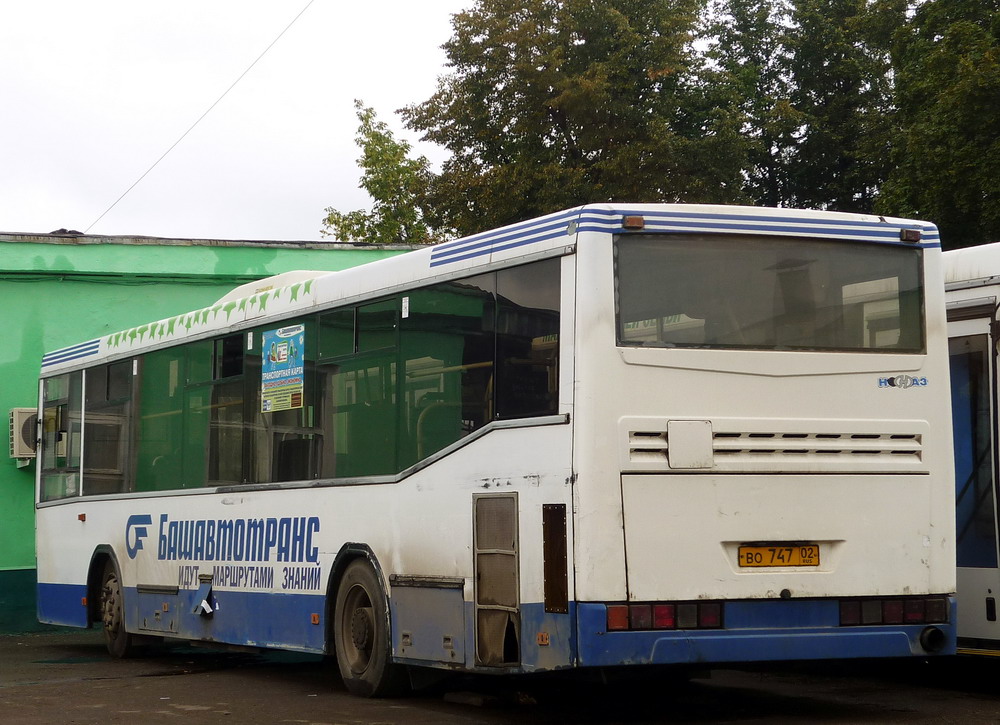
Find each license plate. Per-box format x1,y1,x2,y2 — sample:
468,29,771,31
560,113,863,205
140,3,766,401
738,544,820,567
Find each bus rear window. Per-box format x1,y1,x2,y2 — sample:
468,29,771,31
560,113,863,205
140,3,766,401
615,234,925,353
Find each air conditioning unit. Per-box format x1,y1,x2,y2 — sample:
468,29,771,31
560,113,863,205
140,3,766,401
9,408,38,459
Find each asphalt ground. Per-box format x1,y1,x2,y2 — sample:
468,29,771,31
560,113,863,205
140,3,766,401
5,628,1000,724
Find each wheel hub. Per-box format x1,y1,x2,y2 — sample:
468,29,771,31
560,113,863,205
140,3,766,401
351,607,373,650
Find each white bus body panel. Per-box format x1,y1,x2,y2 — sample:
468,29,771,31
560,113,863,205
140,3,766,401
573,229,955,604
945,244,1000,651
35,421,573,658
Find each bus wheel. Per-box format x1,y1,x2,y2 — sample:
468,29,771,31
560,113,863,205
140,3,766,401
333,559,408,697
100,560,138,658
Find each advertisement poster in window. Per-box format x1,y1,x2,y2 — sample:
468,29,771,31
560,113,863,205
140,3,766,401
261,325,305,412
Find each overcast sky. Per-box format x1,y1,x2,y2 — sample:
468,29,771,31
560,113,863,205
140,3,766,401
0,1,470,241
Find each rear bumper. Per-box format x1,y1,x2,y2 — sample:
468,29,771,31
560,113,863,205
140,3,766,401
576,598,956,667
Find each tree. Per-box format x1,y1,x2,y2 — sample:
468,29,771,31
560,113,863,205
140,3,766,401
402,0,749,236
878,0,1000,248
702,0,801,207
321,100,440,245
780,0,900,212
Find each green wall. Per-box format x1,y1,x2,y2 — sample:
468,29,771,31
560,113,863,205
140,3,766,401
0,236,409,631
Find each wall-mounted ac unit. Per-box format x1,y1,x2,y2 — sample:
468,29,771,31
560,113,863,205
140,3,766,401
9,408,38,459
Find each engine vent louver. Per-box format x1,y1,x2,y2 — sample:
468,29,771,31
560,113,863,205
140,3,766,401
622,421,925,474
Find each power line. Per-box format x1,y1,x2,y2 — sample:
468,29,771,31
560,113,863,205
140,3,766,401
85,0,316,234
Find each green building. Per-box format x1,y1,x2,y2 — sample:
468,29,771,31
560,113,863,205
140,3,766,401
0,230,410,632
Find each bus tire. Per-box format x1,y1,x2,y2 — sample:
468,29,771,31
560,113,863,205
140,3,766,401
333,559,408,697
100,559,139,658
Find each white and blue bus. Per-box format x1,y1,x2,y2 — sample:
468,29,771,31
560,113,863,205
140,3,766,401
36,204,955,696
944,243,1000,655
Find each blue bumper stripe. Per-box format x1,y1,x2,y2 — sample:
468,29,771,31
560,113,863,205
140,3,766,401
37,582,89,627
577,599,956,666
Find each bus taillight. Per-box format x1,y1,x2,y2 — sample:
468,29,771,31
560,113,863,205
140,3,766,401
653,604,675,629
698,602,722,628
606,601,723,631
607,605,629,631
839,596,949,626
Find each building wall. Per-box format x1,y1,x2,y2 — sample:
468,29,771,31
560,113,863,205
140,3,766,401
0,234,410,632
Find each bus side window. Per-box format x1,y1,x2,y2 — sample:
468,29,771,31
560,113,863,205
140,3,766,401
318,301,400,478
207,334,247,485
136,347,195,491
82,361,134,495
247,321,321,484
40,372,82,501
399,276,495,470
495,259,560,420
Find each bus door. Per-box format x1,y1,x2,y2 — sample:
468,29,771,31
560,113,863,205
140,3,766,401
948,304,1000,649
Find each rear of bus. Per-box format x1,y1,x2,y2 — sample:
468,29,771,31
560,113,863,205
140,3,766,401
570,205,955,667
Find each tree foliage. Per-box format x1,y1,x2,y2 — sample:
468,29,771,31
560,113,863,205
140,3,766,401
323,0,1000,248
703,0,800,207
401,0,749,235
877,0,1000,247
782,0,898,212
321,100,439,245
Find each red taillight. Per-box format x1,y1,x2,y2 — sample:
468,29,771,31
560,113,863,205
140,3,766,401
653,604,676,629
883,600,904,624
904,599,925,623
840,596,949,626
607,605,629,631
699,602,722,628
606,601,722,631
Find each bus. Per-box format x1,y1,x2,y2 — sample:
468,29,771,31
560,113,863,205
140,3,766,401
944,242,1000,655
36,203,956,696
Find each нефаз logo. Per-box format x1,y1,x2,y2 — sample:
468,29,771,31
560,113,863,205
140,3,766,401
878,375,929,389
125,514,153,559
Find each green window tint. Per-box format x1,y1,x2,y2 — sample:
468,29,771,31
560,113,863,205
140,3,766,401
398,276,495,469
496,258,561,419
319,356,398,478
186,339,213,384
206,334,247,485
40,372,82,501
319,308,355,360
209,378,246,485
317,300,400,477
248,321,322,484
135,334,246,492
61,258,564,495
82,361,134,496
108,359,132,400
182,386,210,488
135,348,192,491
358,299,398,352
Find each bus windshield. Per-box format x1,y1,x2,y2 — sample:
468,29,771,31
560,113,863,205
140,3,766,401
615,234,924,352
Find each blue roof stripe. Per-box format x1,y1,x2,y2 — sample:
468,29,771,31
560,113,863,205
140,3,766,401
620,220,934,240
430,228,571,267
47,348,99,365
428,207,941,268
42,339,101,361
577,206,939,235
431,220,570,263
585,225,941,249
431,208,581,255
575,211,938,236
41,339,101,368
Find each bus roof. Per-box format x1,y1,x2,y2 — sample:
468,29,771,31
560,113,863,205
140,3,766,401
40,203,938,375
944,242,1000,288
